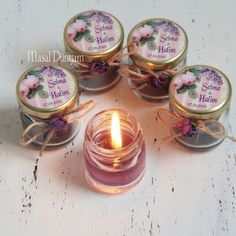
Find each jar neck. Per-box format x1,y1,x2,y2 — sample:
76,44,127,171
84,109,144,164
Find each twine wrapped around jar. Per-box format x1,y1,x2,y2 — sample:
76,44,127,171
20,99,96,156
156,108,236,142
60,42,137,79
119,64,178,90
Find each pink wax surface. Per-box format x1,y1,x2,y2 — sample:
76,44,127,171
84,131,145,186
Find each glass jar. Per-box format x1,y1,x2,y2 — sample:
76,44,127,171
64,10,124,93
127,18,188,102
83,109,145,194
16,64,80,147
168,65,232,149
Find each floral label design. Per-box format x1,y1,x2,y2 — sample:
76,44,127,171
131,19,186,62
172,66,229,111
66,11,122,53
19,66,76,110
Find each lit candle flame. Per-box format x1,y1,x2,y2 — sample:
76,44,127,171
111,111,122,149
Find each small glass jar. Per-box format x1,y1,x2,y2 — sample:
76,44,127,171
83,109,145,194
64,10,124,93
127,18,188,102
16,64,80,147
168,65,232,149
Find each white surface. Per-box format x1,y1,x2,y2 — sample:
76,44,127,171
0,0,236,235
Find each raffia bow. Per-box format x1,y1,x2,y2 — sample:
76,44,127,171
156,108,236,142
60,42,137,78
117,39,179,89
119,61,179,91
20,99,96,156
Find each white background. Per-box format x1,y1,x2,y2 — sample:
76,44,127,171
0,0,236,235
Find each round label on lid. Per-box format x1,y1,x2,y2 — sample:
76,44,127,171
130,18,187,63
65,11,123,54
170,66,231,117
17,65,78,115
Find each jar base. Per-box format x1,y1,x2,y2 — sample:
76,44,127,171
174,135,225,150
79,74,121,93
128,80,169,102
85,169,145,194
26,121,81,147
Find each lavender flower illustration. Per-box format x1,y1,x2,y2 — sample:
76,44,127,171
155,20,180,36
200,68,223,85
87,12,113,24
39,66,66,78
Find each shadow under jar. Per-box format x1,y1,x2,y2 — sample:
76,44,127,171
83,109,145,194
64,10,124,93
168,65,232,150
16,64,80,147
127,18,188,102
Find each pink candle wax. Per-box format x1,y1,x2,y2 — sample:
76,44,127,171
83,109,145,194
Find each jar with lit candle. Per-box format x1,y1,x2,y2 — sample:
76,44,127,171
127,18,188,102
158,65,232,149
64,10,124,92
83,109,145,194
16,64,80,147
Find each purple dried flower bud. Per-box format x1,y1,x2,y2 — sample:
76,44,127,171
146,74,171,88
48,117,68,131
90,61,109,75
176,118,197,137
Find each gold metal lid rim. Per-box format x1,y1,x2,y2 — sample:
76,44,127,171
169,65,232,120
16,64,79,120
64,10,124,62
127,18,188,70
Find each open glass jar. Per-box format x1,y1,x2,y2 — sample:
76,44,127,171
127,18,188,102
168,65,232,149
16,64,80,147
83,109,145,194
64,10,124,93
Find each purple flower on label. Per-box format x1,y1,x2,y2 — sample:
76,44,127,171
48,117,68,131
176,118,197,137
146,74,171,88
90,61,109,75
88,12,113,24
40,66,66,78
157,20,180,35
200,68,223,85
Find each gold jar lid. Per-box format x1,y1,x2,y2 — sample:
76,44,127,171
169,65,232,120
64,10,124,63
16,65,79,120
127,18,188,70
